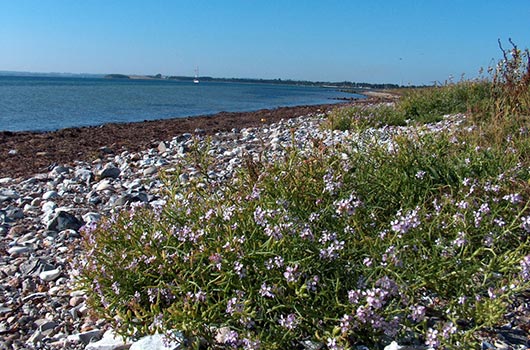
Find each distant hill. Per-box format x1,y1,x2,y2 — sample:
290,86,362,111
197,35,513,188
0,70,416,89
0,71,103,78
103,74,131,79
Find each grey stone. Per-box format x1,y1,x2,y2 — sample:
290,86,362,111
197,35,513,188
174,133,192,143
143,166,158,176
75,168,95,182
42,190,59,200
19,258,54,277
52,165,70,174
0,189,20,200
26,330,44,344
35,319,58,332
47,210,82,231
0,307,12,316
76,329,103,344
7,246,32,256
100,167,121,179
6,207,24,220
39,268,61,282
0,177,12,184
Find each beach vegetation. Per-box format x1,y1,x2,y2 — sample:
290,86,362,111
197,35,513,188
75,41,530,349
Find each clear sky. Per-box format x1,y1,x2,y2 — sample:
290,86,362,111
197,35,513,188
1,0,529,85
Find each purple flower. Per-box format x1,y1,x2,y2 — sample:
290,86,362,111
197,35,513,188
521,216,530,233
415,170,426,179
234,261,246,278
299,225,314,240
319,240,345,260
209,253,223,270
365,288,384,309
410,305,426,322
253,207,267,226
265,256,284,270
391,208,421,235
348,289,361,304
326,337,343,350
223,205,236,221
111,281,120,295
306,275,319,292
453,231,467,248
503,193,522,204
339,314,352,333
442,322,457,338
226,297,244,315
425,328,440,348
242,338,261,350
284,265,299,283
323,170,342,194
259,283,275,298
221,330,239,346
334,193,362,216
278,313,298,330
355,305,372,324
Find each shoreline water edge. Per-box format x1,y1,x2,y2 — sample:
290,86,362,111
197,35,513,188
0,98,387,179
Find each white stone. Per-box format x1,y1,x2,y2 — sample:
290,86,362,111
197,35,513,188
84,330,130,350
130,332,184,350
39,269,61,282
158,141,168,154
0,177,12,184
8,246,32,256
95,180,113,192
384,341,402,350
41,201,57,213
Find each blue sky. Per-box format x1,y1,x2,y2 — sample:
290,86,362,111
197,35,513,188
1,0,529,85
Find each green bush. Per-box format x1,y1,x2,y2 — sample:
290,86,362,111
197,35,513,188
76,126,530,349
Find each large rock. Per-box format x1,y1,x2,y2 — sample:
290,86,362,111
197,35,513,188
47,211,83,232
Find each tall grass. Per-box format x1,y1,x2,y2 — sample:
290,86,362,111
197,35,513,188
75,43,530,349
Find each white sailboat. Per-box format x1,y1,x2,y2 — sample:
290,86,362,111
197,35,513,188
193,67,199,84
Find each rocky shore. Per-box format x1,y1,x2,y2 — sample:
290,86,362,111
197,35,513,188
0,103,347,349
0,103,366,180
1,102,528,349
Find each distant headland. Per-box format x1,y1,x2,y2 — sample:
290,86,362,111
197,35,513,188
0,70,409,89
103,73,403,90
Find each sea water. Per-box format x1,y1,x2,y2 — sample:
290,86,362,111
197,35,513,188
0,76,362,132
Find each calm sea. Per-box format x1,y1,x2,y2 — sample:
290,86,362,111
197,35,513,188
0,76,362,132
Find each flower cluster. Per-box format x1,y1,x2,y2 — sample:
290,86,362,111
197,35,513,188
390,207,421,236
